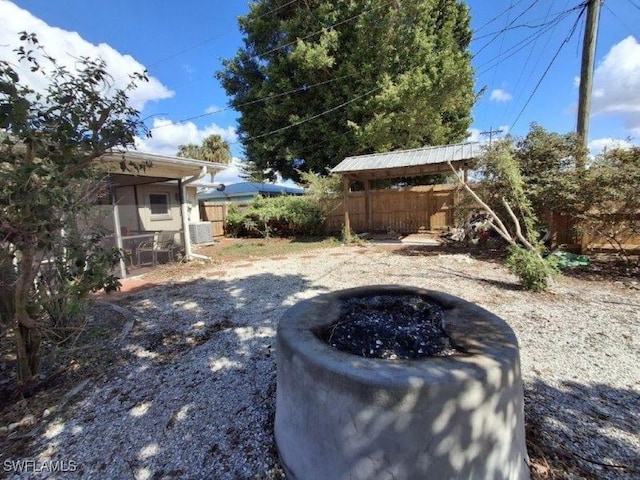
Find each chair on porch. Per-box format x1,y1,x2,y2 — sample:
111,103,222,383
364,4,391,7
136,231,177,266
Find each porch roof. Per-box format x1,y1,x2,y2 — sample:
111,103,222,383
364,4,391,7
101,150,227,181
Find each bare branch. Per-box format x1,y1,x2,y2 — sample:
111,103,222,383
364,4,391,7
447,161,516,246
501,197,539,253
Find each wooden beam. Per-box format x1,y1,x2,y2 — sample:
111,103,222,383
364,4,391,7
343,176,351,241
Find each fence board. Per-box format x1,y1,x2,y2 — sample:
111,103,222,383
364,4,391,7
199,202,227,237
326,185,458,234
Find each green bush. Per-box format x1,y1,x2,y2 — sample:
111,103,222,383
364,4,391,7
224,195,325,238
224,204,246,237
506,245,560,292
36,227,122,344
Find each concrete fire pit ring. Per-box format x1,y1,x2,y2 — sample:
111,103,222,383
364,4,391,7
275,285,529,480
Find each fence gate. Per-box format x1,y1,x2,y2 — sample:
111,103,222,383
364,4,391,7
199,202,227,237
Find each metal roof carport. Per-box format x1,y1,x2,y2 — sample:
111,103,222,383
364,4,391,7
330,143,482,237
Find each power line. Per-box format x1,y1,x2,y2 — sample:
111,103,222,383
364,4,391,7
144,0,300,70
232,86,382,145
151,0,588,147
627,0,640,11
504,0,566,122
248,1,393,62
481,0,515,128
473,0,527,34
473,0,542,57
476,5,582,75
603,3,636,36
151,73,357,130
168,2,573,128
510,3,587,130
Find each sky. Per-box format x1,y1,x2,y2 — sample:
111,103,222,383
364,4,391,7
1,0,639,185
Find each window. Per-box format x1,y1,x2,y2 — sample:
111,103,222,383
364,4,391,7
149,193,171,220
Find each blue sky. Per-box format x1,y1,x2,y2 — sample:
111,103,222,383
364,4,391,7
2,0,639,184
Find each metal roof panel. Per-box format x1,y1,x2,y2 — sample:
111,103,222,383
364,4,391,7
331,143,482,174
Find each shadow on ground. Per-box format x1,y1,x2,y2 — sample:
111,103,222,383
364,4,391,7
525,379,640,479
1,267,638,479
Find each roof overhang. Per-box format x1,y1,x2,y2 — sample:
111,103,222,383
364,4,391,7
338,159,472,181
100,150,227,181
332,143,481,181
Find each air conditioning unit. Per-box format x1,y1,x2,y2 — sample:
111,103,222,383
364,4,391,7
189,222,213,244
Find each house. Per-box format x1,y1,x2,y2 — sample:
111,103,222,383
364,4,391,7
198,181,304,204
100,150,227,277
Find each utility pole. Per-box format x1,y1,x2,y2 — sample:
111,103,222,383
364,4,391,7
480,127,504,145
576,0,602,167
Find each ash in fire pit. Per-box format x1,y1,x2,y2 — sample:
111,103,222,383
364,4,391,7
315,294,460,359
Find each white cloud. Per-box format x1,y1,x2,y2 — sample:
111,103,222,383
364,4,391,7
466,128,482,142
591,36,640,135
135,118,238,156
212,157,246,184
588,137,634,155
489,89,512,102
0,0,173,110
467,125,508,144
205,105,223,114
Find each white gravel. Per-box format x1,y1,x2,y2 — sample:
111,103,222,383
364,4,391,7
10,245,640,479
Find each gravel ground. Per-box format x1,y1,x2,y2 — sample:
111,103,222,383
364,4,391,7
5,244,640,479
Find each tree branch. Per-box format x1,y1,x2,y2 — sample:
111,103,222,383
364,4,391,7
447,161,516,246
501,197,539,253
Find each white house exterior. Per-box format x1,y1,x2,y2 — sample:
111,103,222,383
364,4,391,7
100,151,227,277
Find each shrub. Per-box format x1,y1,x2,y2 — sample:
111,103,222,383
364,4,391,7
224,204,247,237
506,246,559,292
36,227,121,345
224,195,325,238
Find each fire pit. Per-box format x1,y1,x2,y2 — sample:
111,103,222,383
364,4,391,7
275,285,529,480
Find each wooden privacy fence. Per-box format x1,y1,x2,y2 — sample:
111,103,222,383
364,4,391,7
200,195,639,253
199,202,228,237
325,184,460,234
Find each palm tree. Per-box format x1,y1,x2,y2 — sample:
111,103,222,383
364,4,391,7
177,134,231,164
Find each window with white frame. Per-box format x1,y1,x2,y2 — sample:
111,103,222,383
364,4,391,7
148,192,172,220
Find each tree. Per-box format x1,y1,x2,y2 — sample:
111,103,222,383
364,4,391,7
0,33,148,385
450,140,560,291
218,0,474,181
513,123,583,217
177,134,231,164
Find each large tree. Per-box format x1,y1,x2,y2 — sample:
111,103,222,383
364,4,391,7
218,0,475,181
176,133,231,164
0,33,148,385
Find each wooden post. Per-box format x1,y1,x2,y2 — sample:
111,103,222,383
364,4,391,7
364,179,372,231
343,176,351,241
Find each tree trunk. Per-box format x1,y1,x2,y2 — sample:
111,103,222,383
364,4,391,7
14,245,42,384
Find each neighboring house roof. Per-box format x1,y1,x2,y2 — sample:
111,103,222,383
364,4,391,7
331,143,482,179
102,150,228,181
199,181,304,201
